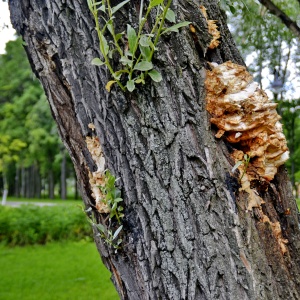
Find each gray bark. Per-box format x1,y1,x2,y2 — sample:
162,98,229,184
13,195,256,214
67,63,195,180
9,0,300,299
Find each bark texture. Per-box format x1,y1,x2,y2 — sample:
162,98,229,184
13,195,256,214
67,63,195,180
9,0,300,299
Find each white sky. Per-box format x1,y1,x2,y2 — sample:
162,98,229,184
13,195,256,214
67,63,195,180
0,1,16,54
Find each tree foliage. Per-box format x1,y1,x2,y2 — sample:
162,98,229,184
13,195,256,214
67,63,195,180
0,38,68,197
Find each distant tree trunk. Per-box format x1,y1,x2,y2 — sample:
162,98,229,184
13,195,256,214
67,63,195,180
35,166,41,198
48,169,54,199
9,0,300,299
74,176,78,200
20,166,25,197
60,149,67,200
14,167,20,197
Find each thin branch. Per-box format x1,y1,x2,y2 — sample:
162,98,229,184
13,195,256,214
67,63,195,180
258,0,300,40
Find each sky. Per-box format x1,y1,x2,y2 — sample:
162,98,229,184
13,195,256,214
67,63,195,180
0,1,16,54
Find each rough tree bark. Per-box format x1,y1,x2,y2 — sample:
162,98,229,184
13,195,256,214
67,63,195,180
9,0,300,299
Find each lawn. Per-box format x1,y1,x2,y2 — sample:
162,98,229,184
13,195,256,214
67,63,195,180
6,196,82,206
0,241,119,300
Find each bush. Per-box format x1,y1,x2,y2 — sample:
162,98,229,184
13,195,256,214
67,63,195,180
0,204,92,246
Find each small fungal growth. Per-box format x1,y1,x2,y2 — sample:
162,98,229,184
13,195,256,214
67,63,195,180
205,61,289,254
200,5,220,49
85,131,110,213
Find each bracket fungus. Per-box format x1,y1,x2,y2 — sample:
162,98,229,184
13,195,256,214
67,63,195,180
200,6,220,50
205,61,289,254
86,132,110,213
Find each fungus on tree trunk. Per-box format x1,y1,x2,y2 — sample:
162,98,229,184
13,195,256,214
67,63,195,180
205,61,289,253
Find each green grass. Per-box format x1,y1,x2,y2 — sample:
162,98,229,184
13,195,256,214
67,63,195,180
6,196,82,206
296,198,300,209
0,241,119,300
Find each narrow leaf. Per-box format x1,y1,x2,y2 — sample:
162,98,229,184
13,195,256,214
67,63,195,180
149,69,162,82
135,78,145,84
126,80,135,92
162,21,191,34
115,32,124,42
232,161,243,173
98,4,106,12
91,58,105,66
134,61,153,71
139,45,151,61
99,32,109,56
127,25,137,51
150,0,164,8
112,0,130,14
113,225,123,240
96,223,106,233
105,80,116,92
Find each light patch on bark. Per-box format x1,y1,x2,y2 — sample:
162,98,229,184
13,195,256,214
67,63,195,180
200,5,220,49
205,61,289,254
85,130,110,213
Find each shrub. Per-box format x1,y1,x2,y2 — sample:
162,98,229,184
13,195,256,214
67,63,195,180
0,204,92,246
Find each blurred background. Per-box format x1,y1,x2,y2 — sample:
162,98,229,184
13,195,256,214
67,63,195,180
0,0,299,299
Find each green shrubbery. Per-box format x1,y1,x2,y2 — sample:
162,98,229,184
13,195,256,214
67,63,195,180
0,204,92,246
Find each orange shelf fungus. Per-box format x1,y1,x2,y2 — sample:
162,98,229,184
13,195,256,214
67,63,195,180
200,6,220,49
86,132,110,213
205,61,289,254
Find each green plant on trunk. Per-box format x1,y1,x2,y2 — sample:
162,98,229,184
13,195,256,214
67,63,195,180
99,170,124,223
86,170,124,251
232,153,251,182
87,0,190,92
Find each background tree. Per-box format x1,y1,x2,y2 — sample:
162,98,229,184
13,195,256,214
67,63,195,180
0,38,76,199
8,0,300,299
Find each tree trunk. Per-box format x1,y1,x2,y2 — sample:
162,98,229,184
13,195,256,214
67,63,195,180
60,149,67,200
48,169,54,199
9,0,300,299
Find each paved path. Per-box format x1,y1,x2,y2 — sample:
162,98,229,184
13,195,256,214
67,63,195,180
3,201,56,207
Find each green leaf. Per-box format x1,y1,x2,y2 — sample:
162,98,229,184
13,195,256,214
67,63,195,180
135,78,145,84
98,4,106,12
139,35,151,47
229,5,236,14
162,21,191,34
91,58,105,66
98,32,109,56
134,61,153,71
126,80,135,92
127,25,137,51
150,0,164,8
166,9,176,23
96,223,106,233
115,32,124,42
120,56,133,67
139,45,152,61
232,161,243,173
112,0,130,14
114,198,123,203
149,69,162,82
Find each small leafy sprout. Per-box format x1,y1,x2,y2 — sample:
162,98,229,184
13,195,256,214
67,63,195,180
95,223,123,253
232,154,251,182
84,169,125,252
87,0,190,92
99,170,124,224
